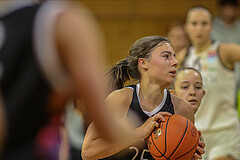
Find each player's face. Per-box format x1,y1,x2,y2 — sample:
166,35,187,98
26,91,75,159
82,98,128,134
145,42,178,87
185,9,212,46
174,69,205,113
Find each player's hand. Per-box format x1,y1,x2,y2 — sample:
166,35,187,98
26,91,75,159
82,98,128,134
135,112,172,139
193,131,205,160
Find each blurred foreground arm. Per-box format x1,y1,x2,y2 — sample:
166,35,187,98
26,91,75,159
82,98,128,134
0,91,6,156
55,2,129,141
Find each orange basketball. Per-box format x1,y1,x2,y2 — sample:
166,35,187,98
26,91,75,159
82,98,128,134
147,115,199,160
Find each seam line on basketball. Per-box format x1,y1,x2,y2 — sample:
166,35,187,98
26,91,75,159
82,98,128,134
175,137,199,160
149,115,172,159
164,115,171,156
169,117,189,159
150,128,165,158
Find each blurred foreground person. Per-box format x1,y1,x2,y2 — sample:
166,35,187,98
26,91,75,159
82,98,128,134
0,91,6,157
0,0,133,159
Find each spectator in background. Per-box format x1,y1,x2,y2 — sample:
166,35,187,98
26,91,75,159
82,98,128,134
166,20,190,54
166,21,190,68
211,0,240,117
211,0,240,44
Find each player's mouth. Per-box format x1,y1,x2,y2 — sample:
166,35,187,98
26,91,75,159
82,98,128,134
169,70,176,76
196,34,203,39
188,99,198,105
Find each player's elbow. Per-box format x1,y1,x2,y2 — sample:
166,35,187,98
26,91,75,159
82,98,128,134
81,146,96,160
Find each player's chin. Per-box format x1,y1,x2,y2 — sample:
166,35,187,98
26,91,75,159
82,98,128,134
192,105,199,113
165,81,173,88
167,77,174,83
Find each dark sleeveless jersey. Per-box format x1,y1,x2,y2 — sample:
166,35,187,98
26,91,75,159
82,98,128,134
0,5,52,160
101,85,175,160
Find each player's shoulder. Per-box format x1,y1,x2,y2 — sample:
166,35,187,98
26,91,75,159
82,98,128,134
219,43,240,55
171,95,192,113
107,87,134,101
105,87,134,117
171,95,194,123
106,87,134,108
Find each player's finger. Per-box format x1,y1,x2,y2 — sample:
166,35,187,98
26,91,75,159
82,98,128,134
196,146,205,155
198,140,205,149
151,121,159,129
157,112,172,116
153,112,172,122
197,130,202,137
193,152,202,159
152,114,165,122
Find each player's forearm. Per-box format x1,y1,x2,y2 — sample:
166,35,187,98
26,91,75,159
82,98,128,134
82,139,124,160
82,127,143,160
0,94,6,156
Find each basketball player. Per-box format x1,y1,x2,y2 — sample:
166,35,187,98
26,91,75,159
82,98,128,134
173,67,205,114
82,36,205,160
177,6,240,160
0,0,134,159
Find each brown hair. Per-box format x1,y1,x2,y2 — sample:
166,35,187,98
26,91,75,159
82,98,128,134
106,36,170,91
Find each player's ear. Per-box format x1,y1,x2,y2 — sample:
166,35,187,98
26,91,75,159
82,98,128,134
138,58,148,70
202,89,206,97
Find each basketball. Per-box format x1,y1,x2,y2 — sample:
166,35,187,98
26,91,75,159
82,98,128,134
147,115,199,160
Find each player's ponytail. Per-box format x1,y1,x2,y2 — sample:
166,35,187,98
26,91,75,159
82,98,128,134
106,58,130,91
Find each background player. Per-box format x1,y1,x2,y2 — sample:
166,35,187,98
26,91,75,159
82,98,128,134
173,67,205,114
177,6,240,160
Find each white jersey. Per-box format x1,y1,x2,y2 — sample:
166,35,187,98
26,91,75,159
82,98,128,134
184,41,239,131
